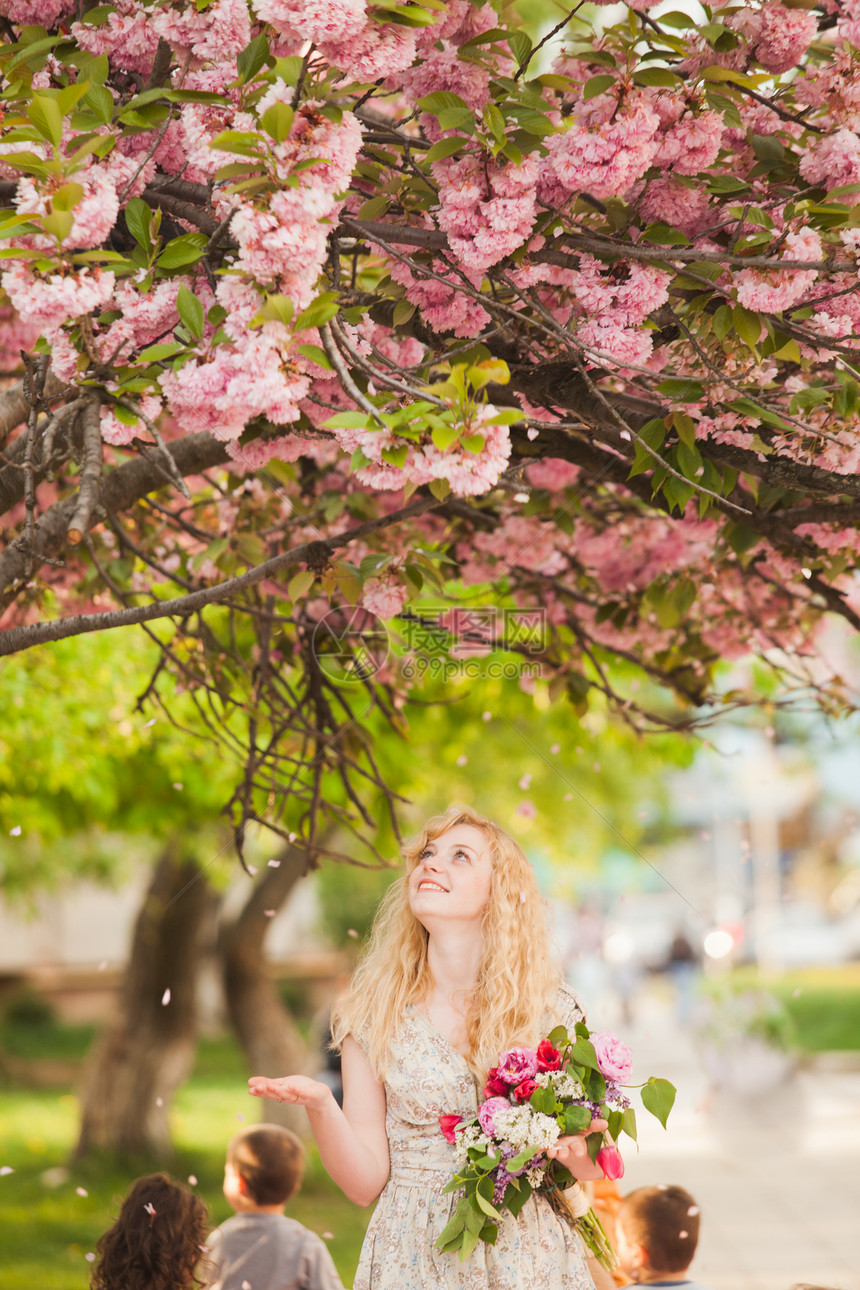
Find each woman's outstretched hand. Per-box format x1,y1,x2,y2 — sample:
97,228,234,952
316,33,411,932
248,1074,333,1114
546,1117,609,1181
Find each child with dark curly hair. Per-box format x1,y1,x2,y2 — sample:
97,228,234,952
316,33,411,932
615,1185,713,1289
90,1173,210,1290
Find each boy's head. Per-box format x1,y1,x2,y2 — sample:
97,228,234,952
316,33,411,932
223,1125,305,1213
616,1184,701,1283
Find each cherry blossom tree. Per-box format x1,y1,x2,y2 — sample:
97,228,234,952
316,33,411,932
2,0,860,855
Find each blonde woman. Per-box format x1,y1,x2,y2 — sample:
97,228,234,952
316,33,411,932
249,806,608,1290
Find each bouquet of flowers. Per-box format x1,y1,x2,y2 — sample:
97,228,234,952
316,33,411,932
435,1021,676,1266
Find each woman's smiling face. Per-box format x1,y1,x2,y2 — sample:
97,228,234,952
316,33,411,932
407,822,493,928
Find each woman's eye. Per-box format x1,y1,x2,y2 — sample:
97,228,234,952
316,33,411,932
454,849,469,862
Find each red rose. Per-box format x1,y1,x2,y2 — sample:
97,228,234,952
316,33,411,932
439,1114,463,1143
536,1040,563,1071
596,1144,625,1180
483,1067,509,1098
512,1077,538,1103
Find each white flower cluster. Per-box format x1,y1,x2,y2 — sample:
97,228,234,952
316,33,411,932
526,1164,548,1187
453,1124,493,1168
494,1105,561,1153
534,1069,585,1100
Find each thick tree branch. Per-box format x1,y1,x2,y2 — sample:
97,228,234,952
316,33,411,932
0,494,445,655
66,401,104,546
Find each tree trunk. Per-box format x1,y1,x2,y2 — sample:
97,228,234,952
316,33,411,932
74,840,215,1162
218,844,309,1134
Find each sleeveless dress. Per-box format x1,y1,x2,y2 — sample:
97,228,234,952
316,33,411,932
352,984,595,1290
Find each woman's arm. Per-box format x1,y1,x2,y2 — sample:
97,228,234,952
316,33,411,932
248,1036,390,1207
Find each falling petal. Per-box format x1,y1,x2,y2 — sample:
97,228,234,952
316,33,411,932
518,774,531,789
526,428,539,441
98,961,108,972
9,825,21,836
515,800,536,819
564,793,572,801
188,1175,198,1186
679,1230,689,1239
172,782,183,791
143,718,156,728
687,1205,700,1216
288,832,297,842
85,1253,95,1263
236,1112,245,1122
247,865,258,875
456,755,468,767
144,1202,156,1216
76,1186,88,1197
156,1097,164,1108
161,989,171,1006
793,988,802,998
0,1166,14,1176
268,859,281,868
347,928,359,938
593,763,600,772
322,1231,334,1239
482,712,492,722
519,892,526,904
242,1281,252,1289
550,744,560,754
264,909,276,917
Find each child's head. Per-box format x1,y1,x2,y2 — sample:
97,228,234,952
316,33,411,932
616,1184,701,1283
90,1172,208,1290
224,1124,305,1212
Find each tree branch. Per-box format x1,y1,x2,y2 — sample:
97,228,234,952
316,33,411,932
66,401,104,546
0,495,445,656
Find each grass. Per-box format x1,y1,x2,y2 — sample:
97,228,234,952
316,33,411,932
711,963,860,1051
0,1031,371,1290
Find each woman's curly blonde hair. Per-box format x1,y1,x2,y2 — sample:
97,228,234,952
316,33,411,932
331,804,563,1080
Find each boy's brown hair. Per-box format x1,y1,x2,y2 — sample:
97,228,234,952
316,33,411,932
227,1125,305,1207
619,1184,700,1274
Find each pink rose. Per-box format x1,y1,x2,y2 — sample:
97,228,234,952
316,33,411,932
536,1039,563,1071
497,1046,539,1084
512,1078,538,1103
478,1097,511,1136
439,1114,463,1143
483,1067,510,1098
592,1032,633,1083
596,1143,625,1180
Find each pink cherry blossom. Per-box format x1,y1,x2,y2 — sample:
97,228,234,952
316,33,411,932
754,2,817,73
547,95,660,200
252,0,367,44
0,263,116,331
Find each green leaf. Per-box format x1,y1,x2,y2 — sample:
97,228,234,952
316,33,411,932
83,83,114,125
295,293,339,332
429,477,450,501
640,1077,676,1128
507,30,532,64
570,1037,598,1069
159,233,208,269
177,284,205,339
381,445,408,469
431,423,459,451
732,305,762,350
583,75,615,100
634,67,681,87
435,1214,465,1249
261,101,294,144
563,1103,592,1135
50,182,84,212
424,136,468,163
505,1178,532,1218
415,91,470,115
28,94,63,147
474,1189,501,1220
288,570,316,601
295,343,333,370
237,33,270,84
658,379,705,401
622,1106,638,1141
547,1024,568,1048
138,341,185,362
642,222,690,245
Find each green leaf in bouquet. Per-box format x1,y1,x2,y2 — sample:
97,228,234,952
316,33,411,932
435,1213,466,1250
508,1146,538,1171
479,1221,498,1243
641,1077,676,1128
474,1154,499,1169
547,1024,569,1047
570,1037,599,1069
548,1162,574,1190
460,1227,480,1262
563,1103,592,1134
622,1106,638,1140
574,1021,590,1040
586,1131,603,1163
586,1068,607,1103
505,1177,533,1218
464,1200,485,1235
475,1188,501,1220
607,1109,625,1141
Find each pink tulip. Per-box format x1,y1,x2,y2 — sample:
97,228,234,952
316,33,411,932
597,1144,625,1180
439,1115,463,1143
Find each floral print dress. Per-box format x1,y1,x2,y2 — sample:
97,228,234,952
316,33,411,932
352,984,595,1290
